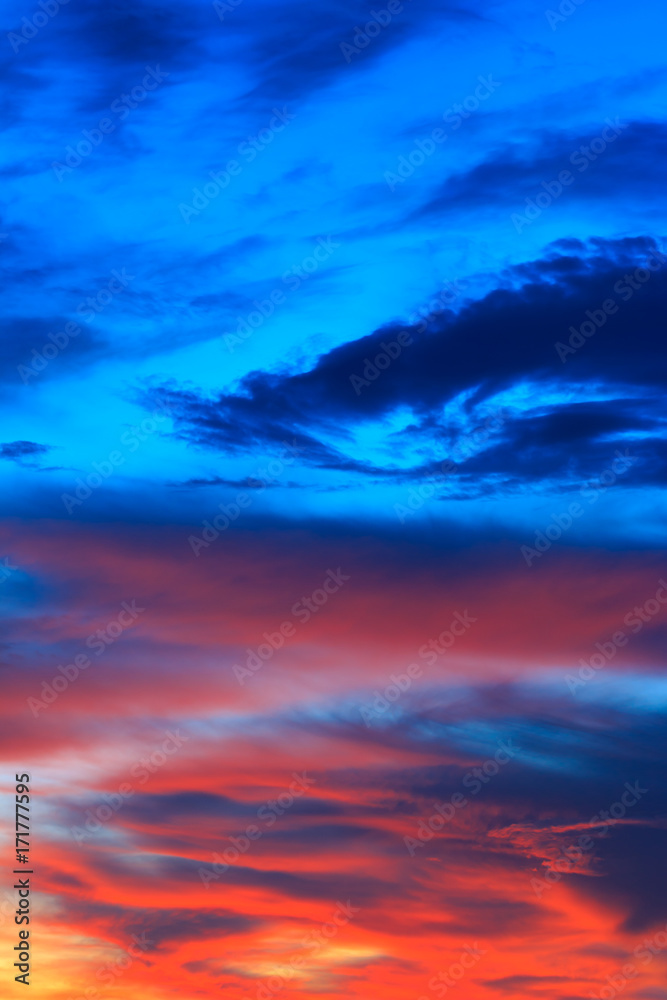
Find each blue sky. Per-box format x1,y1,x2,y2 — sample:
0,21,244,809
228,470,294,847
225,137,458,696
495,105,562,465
2,0,667,535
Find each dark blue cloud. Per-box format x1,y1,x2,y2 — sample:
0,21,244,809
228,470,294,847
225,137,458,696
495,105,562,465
412,121,667,217
140,236,667,493
120,789,342,824
482,975,580,993
0,439,59,470
0,440,51,462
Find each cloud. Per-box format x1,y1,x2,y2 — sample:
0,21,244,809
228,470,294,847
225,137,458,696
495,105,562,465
413,121,667,218
482,975,580,993
0,440,53,467
139,236,667,493
231,0,487,107
0,315,106,386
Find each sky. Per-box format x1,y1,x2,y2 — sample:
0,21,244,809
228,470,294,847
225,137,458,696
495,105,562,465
1,0,667,998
